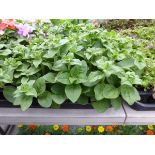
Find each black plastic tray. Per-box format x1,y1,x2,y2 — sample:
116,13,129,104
130,90,155,111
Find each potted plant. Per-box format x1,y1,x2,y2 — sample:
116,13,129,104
0,19,147,113
119,25,155,110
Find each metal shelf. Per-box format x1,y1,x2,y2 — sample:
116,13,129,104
1,103,155,126
0,106,125,125
123,103,155,125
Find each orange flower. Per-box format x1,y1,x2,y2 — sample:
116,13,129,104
146,130,154,135
92,125,97,131
62,124,69,132
105,126,113,132
44,132,51,135
28,124,37,130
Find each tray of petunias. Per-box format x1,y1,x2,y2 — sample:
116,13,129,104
118,25,155,110
0,19,151,112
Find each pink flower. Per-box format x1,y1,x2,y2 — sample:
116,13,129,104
0,30,4,35
16,23,34,37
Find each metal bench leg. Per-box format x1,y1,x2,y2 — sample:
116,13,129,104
0,125,15,135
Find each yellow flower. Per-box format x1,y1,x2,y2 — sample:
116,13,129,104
148,125,154,130
18,124,23,128
77,127,83,133
98,126,105,133
53,124,59,131
86,126,92,132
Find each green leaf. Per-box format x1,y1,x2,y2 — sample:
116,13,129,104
56,72,70,84
14,95,33,111
38,91,52,108
70,59,82,66
25,88,37,97
52,60,67,71
33,59,42,68
134,60,146,70
87,71,104,82
77,95,89,105
0,44,6,49
70,60,88,83
94,83,105,100
92,99,110,113
3,86,16,103
65,84,82,103
51,84,65,95
51,102,61,109
52,94,66,104
102,84,120,99
42,62,53,70
43,49,57,58
84,71,104,87
34,77,46,96
111,97,121,110
0,49,12,56
121,85,140,105
43,73,56,83
117,58,134,68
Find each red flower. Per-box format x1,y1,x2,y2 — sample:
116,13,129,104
62,125,69,132
28,124,38,130
146,130,154,135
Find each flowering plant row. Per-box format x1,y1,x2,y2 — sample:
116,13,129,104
18,124,155,135
0,19,150,111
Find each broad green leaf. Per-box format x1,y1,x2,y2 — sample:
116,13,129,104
21,77,29,84
87,71,104,82
25,88,37,97
77,95,89,105
42,62,53,70
38,91,52,108
14,95,33,111
3,86,16,103
111,97,121,110
52,60,67,71
94,83,105,100
70,59,82,66
34,77,46,96
43,73,56,83
52,94,66,104
117,58,134,68
92,99,110,113
84,71,104,87
0,49,12,56
0,44,6,49
43,49,57,58
56,72,70,84
102,84,120,99
51,102,61,109
70,61,88,83
51,84,65,95
134,60,146,70
65,84,82,103
33,59,42,68
121,85,140,105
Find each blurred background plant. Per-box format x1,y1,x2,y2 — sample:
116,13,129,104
18,124,155,135
92,19,155,30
